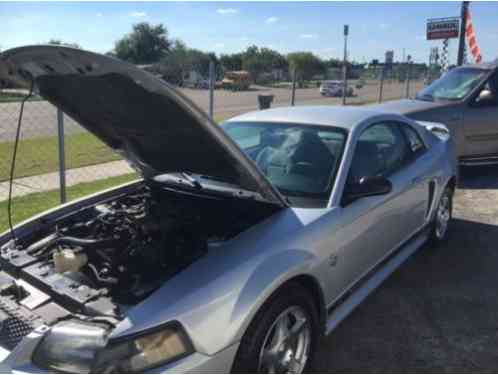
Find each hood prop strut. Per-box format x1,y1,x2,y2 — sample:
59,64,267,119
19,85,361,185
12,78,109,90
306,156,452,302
7,78,34,246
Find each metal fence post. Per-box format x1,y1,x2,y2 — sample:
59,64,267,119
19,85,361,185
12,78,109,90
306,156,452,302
57,108,67,204
208,60,215,120
378,67,385,103
342,25,349,106
405,59,412,98
290,68,297,106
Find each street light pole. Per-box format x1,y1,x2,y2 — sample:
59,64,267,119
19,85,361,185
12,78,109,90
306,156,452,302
342,25,349,106
457,1,470,66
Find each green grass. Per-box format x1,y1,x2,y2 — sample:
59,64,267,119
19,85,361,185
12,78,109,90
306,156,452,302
0,93,43,103
0,173,138,233
0,132,121,182
0,115,229,182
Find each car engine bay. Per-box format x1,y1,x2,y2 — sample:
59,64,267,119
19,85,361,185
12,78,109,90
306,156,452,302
0,180,279,346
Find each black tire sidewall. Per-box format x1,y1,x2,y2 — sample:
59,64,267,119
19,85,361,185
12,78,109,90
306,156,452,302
232,282,320,374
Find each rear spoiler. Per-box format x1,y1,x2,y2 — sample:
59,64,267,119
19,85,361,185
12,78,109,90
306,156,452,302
417,121,450,141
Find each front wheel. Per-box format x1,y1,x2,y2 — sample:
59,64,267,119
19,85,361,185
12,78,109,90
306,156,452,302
430,186,453,244
232,283,319,373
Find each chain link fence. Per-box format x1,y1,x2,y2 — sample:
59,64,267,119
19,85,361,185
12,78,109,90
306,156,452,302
0,67,434,232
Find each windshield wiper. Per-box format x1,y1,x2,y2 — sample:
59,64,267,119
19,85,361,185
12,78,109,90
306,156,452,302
416,93,434,102
179,172,203,189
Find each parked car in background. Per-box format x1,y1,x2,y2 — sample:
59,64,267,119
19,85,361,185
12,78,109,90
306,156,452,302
0,46,457,374
320,80,354,97
371,62,498,165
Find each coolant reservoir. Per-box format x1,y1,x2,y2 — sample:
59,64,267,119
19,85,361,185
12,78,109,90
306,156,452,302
53,249,88,273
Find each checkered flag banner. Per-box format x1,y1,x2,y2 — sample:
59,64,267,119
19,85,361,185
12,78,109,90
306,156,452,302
465,7,482,63
441,39,450,72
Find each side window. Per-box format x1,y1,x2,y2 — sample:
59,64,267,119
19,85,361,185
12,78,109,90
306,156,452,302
474,73,498,106
348,123,409,183
402,125,426,157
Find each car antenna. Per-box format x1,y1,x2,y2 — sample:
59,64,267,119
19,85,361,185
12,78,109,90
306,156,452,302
7,78,34,247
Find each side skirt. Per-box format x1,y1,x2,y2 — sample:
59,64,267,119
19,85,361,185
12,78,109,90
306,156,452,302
460,154,498,166
325,228,429,335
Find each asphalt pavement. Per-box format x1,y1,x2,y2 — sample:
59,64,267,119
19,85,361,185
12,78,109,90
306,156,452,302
0,80,424,142
313,165,498,373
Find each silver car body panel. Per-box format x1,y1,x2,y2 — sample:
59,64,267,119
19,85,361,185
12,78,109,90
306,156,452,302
0,61,457,373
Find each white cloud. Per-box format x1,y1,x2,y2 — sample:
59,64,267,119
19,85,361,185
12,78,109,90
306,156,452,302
130,11,147,17
265,17,279,24
96,12,103,17
217,8,238,15
300,34,317,39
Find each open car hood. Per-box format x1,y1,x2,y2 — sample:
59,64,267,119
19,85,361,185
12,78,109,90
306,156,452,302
0,45,286,206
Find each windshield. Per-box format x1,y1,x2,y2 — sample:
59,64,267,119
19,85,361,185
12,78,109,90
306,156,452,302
417,67,488,101
221,121,347,201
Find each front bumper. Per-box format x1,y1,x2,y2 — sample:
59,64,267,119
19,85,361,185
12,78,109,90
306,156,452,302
0,332,239,374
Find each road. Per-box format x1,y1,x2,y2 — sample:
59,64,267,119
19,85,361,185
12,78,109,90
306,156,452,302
313,165,498,372
0,80,424,142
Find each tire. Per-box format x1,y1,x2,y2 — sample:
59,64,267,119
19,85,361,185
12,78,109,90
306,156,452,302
232,282,320,374
429,186,453,245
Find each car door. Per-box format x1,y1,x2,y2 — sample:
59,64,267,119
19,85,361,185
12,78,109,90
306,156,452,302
327,122,430,301
463,71,498,157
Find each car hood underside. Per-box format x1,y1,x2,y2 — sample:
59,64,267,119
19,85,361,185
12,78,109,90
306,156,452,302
0,45,285,206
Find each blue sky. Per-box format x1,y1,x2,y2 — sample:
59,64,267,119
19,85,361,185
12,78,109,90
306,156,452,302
1,1,497,64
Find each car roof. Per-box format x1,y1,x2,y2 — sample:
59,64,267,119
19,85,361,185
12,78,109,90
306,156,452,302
459,61,498,71
225,105,387,130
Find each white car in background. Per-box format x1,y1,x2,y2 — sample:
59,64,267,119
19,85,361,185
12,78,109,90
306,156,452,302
320,80,354,97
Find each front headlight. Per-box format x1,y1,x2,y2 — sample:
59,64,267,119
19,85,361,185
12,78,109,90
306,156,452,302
32,319,108,373
94,322,194,373
33,320,194,373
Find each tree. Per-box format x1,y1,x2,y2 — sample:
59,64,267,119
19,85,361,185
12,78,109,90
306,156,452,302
220,53,243,71
156,39,188,85
157,40,220,85
48,39,81,49
287,52,325,81
239,46,289,83
114,23,171,64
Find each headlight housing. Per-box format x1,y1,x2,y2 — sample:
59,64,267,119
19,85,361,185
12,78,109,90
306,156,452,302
33,320,194,373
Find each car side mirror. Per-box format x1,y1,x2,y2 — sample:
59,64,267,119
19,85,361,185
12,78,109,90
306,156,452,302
343,176,392,204
474,89,494,106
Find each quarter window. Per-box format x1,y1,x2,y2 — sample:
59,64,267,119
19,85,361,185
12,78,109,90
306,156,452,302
348,123,409,182
402,125,426,156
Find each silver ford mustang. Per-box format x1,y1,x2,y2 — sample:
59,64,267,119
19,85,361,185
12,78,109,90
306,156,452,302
0,46,457,373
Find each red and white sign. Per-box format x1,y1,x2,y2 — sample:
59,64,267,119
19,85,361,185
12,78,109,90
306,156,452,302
465,8,482,63
426,18,460,40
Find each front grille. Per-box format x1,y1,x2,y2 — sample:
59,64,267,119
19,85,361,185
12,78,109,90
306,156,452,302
0,296,40,350
0,315,34,350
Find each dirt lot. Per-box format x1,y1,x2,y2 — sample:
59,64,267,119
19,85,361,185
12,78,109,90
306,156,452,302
313,165,498,372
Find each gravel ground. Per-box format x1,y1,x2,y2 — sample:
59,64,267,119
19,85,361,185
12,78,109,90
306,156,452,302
313,165,498,373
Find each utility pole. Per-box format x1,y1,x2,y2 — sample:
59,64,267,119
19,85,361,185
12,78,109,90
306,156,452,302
457,1,470,66
290,68,297,106
342,25,349,106
405,55,412,98
208,60,215,119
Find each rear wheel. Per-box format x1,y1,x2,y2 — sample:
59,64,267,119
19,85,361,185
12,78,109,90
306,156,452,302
232,283,320,374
